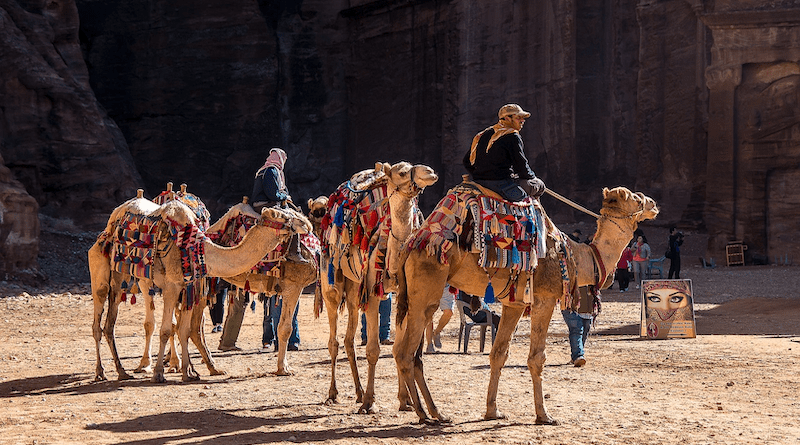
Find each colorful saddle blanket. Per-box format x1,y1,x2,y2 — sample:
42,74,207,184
407,183,547,273
103,209,209,309
208,211,321,278
321,170,416,300
153,190,211,230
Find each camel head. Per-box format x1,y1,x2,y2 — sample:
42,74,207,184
379,161,439,198
259,206,312,235
600,187,659,224
307,196,329,238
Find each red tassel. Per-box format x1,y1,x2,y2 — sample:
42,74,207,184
245,280,250,293
130,294,137,305
120,292,127,302
449,286,458,295
523,305,531,317
353,225,363,246
509,284,516,302
360,233,369,251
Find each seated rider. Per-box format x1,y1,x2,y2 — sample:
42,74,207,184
463,103,546,202
252,148,307,264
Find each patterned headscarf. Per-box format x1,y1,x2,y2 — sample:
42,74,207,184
255,148,287,184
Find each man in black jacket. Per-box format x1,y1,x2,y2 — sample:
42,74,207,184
463,104,546,201
667,226,684,279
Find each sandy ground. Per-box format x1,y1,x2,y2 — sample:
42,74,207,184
1,258,799,445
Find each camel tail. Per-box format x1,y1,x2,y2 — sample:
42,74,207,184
313,282,323,319
395,263,409,326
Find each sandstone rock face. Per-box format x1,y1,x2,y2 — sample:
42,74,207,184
0,155,39,279
2,0,799,270
0,0,143,230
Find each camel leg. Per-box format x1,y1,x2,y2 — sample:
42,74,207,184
394,301,439,423
485,304,525,420
166,317,180,373
178,303,200,382
152,288,179,383
392,318,413,411
342,281,364,404
526,297,559,425
187,298,225,376
102,273,133,381
92,285,109,381
410,302,450,423
323,286,342,404
273,289,300,376
359,293,381,414
134,291,156,373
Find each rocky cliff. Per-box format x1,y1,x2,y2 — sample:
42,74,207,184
2,0,800,275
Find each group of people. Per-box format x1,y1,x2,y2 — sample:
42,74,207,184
612,226,685,292
204,102,686,366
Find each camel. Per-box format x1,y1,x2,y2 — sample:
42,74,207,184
319,161,438,414
307,196,329,237
205,199,319,376
392,185,658,424
90,194,311,382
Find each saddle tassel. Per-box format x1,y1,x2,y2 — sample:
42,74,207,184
511,241,521,265
484,280,495,304
327,261,335,285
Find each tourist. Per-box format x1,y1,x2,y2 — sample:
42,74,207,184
561,285,599,367
667,226,684,279
632,235,651,289
360,293,393,346
425,285,456,353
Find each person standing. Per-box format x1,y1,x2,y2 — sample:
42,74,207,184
463,104,546,201
561,285,600,367
632,235,651,289
360,294,393,346
615,243,633,292
218,286,247,351
667,226,684,279
208,278,228,333
263,294,300,351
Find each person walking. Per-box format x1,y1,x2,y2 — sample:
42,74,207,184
263,295,300,351
667,226,684,279
632,235,651,289
561,285,600,367
208,278,228,333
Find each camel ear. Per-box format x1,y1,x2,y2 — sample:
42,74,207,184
602,187,610,199
307,198,313,209
374,162,383,174
382,162,392,176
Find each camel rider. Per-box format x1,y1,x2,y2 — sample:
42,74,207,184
463,103,546,202
252,148,307,265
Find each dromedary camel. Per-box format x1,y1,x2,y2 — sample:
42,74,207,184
90,195,311,382
206,199,319,376
393,185,658,424
319,161,438,414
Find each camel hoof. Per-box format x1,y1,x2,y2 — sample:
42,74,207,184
398,403,414,412
182,373,201,382
324,397,338,406
357,403,377,415
535,416,559,426
133,366,151,374
117,372,134,381
418,417,437,425
209,369,226,376
434,414,452,424
272,369,293,377
152,374,167,384
484,410,508,420
94,374,107,382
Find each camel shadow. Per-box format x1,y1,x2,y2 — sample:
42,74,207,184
91,406,531,445
0,372,230,399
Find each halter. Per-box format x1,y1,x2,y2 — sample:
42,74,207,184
588,202,645,288
388,167,425,242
